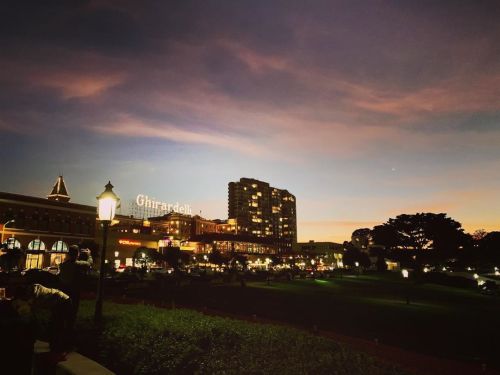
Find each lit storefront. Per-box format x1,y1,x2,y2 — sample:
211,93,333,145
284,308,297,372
188,233,280,255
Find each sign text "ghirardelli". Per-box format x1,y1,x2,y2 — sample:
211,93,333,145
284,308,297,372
135,194,193,215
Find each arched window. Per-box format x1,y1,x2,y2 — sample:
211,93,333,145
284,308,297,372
2,237,21,250
51,240,68,252
28,239,47,251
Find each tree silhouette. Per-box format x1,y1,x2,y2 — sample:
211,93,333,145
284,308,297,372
208,248,229,266
133,247,162,267
372,213,466,254
479,232,500,265
162,246,190,270
351,228,371,250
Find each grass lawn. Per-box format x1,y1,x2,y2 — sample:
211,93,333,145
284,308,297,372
164,273,500,368
74,300,405,375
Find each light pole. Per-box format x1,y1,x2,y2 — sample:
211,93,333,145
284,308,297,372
402,269,410,304
94,181,119,326
1,219,15,246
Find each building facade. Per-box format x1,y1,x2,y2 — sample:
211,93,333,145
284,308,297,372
228,178,297,252
0,176,97,269
0,176,301,271
294,240,344,267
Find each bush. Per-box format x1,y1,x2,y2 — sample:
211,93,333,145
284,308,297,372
74,301,405,375
421,272,477,289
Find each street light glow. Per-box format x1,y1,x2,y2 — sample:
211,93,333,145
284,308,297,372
97,181,119,222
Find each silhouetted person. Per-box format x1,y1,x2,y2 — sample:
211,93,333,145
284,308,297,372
13,283,71,359
58,245,93,343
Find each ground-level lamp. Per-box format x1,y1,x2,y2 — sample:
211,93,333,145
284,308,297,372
402,269,410,304
94,181,119,326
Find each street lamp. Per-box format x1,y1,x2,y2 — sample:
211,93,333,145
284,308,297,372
402,269,410,304
1,219,15,246
94,181,119,326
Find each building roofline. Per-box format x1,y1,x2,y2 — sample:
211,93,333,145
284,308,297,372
0,191,95,212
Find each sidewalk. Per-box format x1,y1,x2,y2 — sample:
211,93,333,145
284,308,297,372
33,340,114,375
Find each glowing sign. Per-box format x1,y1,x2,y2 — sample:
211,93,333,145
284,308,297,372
135,194,193,215
118,239,141,246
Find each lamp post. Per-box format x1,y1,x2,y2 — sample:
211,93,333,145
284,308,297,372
94,181,119,326
402,269,410,304
1,219,15,246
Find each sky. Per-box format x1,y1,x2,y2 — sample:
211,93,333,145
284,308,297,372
1,0,500,243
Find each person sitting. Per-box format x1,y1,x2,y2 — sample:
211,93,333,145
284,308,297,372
13,283,71,360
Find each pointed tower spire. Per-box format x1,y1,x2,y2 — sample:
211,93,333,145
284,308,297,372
47,175,70,202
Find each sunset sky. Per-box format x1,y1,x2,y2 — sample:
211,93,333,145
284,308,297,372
1,1,499,242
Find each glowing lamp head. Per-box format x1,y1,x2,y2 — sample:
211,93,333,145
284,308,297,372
97,181,119,222
355,262,359,267
141,252,146,259
402,269,409,278
473,273,479,279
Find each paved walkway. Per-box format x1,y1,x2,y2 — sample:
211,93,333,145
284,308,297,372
33,340,114,375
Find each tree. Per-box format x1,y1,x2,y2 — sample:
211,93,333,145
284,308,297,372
342,241,372,269
369,246,387,271
372,213,466,257
208,248,229,266
371,224,399,251
163,247,190,270
424,213,467,258
233,254,248,270
133,247,162,268
351,228,371,251
478,232,500,265
472,229,488,242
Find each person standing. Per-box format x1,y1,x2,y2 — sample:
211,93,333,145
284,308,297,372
58,245,93,342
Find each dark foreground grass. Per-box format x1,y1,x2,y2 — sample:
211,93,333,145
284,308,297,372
75,300,405,375
166,274,500,368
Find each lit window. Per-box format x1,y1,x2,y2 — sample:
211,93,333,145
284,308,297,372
3,237,21,250
51,240,68,252
28,239,46,251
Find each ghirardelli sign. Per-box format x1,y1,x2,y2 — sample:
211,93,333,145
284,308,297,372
135,194,193,215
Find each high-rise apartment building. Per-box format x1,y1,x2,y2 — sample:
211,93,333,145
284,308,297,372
228,178,297,251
